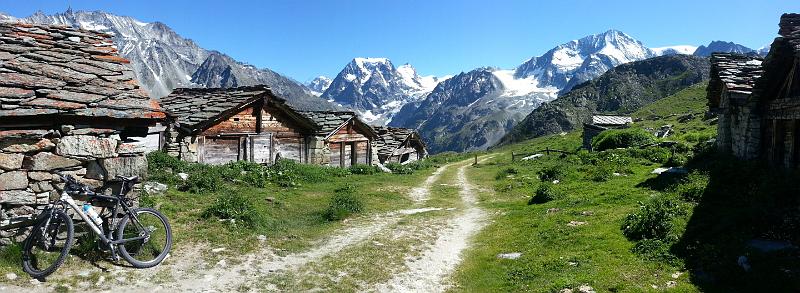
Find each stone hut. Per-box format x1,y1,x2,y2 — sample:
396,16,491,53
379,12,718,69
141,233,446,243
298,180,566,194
582,115,633,151
160,86,317,165
708,13,800,168
0,23,166,244
373,126,428,164
298,111,378,167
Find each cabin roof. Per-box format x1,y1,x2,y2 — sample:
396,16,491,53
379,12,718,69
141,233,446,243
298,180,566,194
778,13,800,56
297,111,378,139
591,115,632,126
709,53,764,95
373,126,425,156
0,22,165,120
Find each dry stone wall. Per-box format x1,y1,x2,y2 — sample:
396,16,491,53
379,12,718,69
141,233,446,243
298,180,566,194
0,125,147,245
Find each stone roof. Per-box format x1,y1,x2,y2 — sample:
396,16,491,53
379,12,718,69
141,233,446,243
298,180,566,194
0,22,164,121
591,115,633,126
374,126,424,156
779,13,800,55
297,111,355,135
160,85,278,132
709,53,764,95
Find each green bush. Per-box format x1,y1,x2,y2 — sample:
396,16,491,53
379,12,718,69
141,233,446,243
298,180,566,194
147,151,188,172
179,168,223,193
495,167,519,180
676,172,708,202
586,163,613,182
538,164,566,182
622,196,682,241
202,193,260,228
385,162,414,174
631,238,680,265
528,184,562,204
592,128,656,151
349,164,380,175
324,185,364,221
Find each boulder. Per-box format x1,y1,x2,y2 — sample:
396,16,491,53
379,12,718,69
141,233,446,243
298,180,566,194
0,153,24,170
0,190,35,204
24,152,82,171
28,171,53,181
0,171,28,190
56,135,118,158
116,142,146,156
101,156,146,179
31,181,53,193
143,182,167,194
85,160,106,180
2,138,55,153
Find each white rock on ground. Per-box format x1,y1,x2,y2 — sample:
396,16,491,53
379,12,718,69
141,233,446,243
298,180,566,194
497,252,522,259
5,272,16,280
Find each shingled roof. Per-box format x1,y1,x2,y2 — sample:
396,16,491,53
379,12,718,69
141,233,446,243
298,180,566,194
0,22,164,121
160,86,275,132
374,126,424,157
297,111,378,139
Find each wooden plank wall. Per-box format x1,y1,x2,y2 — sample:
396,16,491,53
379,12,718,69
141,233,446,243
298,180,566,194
262,109,305,163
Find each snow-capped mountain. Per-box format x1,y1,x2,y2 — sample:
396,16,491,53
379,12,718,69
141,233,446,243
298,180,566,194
322,58,446,124
652,45,699,56
693,41,756,57
306,76,332,96
514,30,657,93
3,9,329,110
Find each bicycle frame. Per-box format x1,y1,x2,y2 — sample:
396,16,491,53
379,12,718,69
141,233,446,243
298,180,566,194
59,189,150,247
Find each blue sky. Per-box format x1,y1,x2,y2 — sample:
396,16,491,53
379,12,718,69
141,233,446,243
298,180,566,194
2,0,799,82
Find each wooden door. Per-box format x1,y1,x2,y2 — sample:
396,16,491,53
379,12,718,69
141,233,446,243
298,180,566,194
250,134,273,164
343,143,353,167
203,136,240,165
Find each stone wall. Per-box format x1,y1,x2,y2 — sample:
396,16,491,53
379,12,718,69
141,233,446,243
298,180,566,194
0,125,147,245
716,91,762,160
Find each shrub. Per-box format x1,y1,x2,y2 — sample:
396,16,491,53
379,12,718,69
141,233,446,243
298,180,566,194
385,162,413,174
202,193,260,228
495,167,519,180
592,128,656,151
179,168,223,193
324,185,364,221
631,238,680,265
349,164,380,175
665,153,688,167
676,172,708,202
622,196,682,241
586,163,613,182
528,184,562,204
626,147,671,164
538,164,566,182
147,151,188,172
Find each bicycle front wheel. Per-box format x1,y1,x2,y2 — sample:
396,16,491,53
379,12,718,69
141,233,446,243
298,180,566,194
22,209,74,279
116,208,172,268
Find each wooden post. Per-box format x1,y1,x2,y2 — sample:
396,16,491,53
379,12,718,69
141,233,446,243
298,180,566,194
474,153,478,165
546,147,550,155
511,152,515,162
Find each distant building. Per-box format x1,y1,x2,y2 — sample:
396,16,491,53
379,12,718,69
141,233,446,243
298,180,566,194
0,22,166,242
160,86,317,165
373,126,428,164
582,115,633,151
708,13,800,168
297,111,378,167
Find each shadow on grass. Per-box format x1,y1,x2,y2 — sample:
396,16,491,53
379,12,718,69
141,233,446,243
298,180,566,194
670,151,800,292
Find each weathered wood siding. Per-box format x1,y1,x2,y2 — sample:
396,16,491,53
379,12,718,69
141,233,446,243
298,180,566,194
326,121,370,166
261,109,305,163
203,106,259,136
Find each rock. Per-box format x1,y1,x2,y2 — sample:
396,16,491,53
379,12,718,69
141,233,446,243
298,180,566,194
738,255,751,272
56,135,118,158
116,142,146,155
257,235,267,241
60,125,75,135
28,171,53,181
5,272,17,280
177,172,189,181
0,153,24,170
671,272,683,279
95,275,105,286
576,285,596,293
521,154,543,161
497,252,522,259
24,152,82,171
666,281,677,288
375,163,392,173
552,180,560,184
7,206,35,217
559,289,573,293
0,190,35,204
100,156,146,179
3,138,55,153
567,221,587,227
85,160,106,180
143,182,167,194
211,247,226,253
0,171,28,190
580,211,594,216
651,167,688,175
31,181,53,193
546,208,561,214
265,197,276,203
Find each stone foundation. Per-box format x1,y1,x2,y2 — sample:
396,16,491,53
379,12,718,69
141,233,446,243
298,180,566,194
0,126,147,245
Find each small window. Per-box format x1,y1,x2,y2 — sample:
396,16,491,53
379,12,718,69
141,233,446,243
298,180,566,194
233,118,240,122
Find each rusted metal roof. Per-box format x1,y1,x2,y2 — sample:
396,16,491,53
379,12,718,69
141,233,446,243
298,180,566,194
0,22,165,120
591,115,633,126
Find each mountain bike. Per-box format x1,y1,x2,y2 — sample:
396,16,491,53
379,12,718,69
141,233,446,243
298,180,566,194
0,173,172,278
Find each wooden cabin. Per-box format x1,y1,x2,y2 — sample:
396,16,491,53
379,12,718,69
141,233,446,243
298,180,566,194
374,126,428,164
299,111,378,167
0,23,166,243
582,115,633,151
708,13,800,169
160,86,317,165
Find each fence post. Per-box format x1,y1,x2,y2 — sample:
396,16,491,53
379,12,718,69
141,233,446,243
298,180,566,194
511,152,515,162
474,154,478,165
546,148,550,155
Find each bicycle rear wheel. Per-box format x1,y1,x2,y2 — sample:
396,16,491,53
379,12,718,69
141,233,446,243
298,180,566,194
116,208,172,268
22,210,74,279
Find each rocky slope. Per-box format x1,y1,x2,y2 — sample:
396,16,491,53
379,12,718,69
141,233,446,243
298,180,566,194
498,54,711,145
306,76,332,96
693,41,757,57
321,58,443,124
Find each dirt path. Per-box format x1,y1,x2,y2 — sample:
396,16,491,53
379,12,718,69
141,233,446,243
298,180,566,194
374,159,489,292
4,159,491,292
